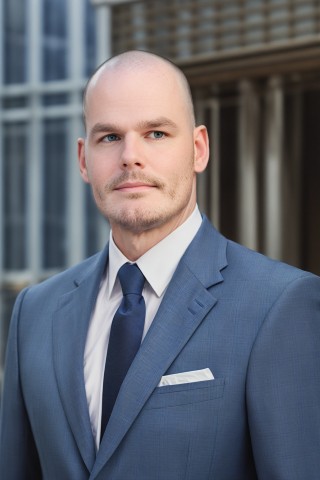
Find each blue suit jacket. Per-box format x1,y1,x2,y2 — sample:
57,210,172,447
1,217,320,479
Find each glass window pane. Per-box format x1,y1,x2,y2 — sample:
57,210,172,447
85,0,97,77
42,0,68,81
42,119,67,268
3,123,28,270
3,0,28,84
41,93,69,106
2,96,28,109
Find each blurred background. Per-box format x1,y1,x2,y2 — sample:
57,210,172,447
1,0,320,390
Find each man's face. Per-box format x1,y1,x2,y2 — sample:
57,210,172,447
78,62,208,238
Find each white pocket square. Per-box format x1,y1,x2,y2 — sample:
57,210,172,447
158,368,214,387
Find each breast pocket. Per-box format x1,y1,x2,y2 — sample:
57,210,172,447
129,378,226,479
145,377,225,409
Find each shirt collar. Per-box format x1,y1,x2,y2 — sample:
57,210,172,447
107,206,202,298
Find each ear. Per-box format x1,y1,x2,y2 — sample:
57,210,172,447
77,138,90,183
193,125,209,173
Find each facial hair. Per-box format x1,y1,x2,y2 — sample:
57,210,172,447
93,162,195,234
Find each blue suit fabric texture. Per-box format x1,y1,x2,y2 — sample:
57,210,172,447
1,216,320,479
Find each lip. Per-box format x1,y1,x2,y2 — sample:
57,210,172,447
114,182,156,192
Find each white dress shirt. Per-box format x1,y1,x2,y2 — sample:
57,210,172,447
84,206,202,449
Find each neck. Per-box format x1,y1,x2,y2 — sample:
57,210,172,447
111,208,196,261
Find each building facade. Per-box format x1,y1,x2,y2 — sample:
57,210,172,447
94,0,320,273
0,0,107,388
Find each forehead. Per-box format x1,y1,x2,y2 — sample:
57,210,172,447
85,63,190,127
90,56,181,94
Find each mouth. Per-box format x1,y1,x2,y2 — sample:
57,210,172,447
114,182,157,193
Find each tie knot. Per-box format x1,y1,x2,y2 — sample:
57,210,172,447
118,263,145,296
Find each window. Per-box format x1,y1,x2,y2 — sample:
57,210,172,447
3,0,27,84
3,123,28,270
42,119,68,268
42,0,68,81
0,0,99,395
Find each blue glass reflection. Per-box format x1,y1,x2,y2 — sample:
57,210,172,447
42,0,67,81
3,0,27,84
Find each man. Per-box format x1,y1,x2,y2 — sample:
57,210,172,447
0,51,319,479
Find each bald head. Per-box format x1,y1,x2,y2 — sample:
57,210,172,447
82,51,195,131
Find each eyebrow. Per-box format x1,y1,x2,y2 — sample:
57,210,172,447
89,117,179,138
136,117,179,131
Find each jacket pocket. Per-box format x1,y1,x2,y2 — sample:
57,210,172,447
145,377,225,409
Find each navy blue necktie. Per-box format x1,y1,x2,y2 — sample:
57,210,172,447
100,262,146,439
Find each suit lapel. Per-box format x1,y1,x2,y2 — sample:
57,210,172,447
93,218,228,477
52,247,108,472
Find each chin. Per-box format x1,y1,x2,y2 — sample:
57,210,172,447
107,206,171,233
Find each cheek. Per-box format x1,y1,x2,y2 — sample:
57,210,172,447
164,167,194,201
167,153,194,183
86,158,113,185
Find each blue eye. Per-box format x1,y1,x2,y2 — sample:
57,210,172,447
151,131,165,139
104,134,120,142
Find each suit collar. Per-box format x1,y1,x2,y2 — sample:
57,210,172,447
52,245,109,471
92,218,228,477
182,215,228,288
107,206,203,298
136,206,203,297
73,244,109,288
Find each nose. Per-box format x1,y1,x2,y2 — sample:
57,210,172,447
120,134,145,169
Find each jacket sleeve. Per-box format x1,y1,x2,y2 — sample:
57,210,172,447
0,288,42,479
246,274,320,479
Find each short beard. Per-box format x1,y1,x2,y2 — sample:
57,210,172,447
99,171,175,233
94,166,194,234
108,205,176,234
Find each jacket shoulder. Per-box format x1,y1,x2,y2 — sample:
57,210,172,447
226,237,317,286
21,249,106,301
